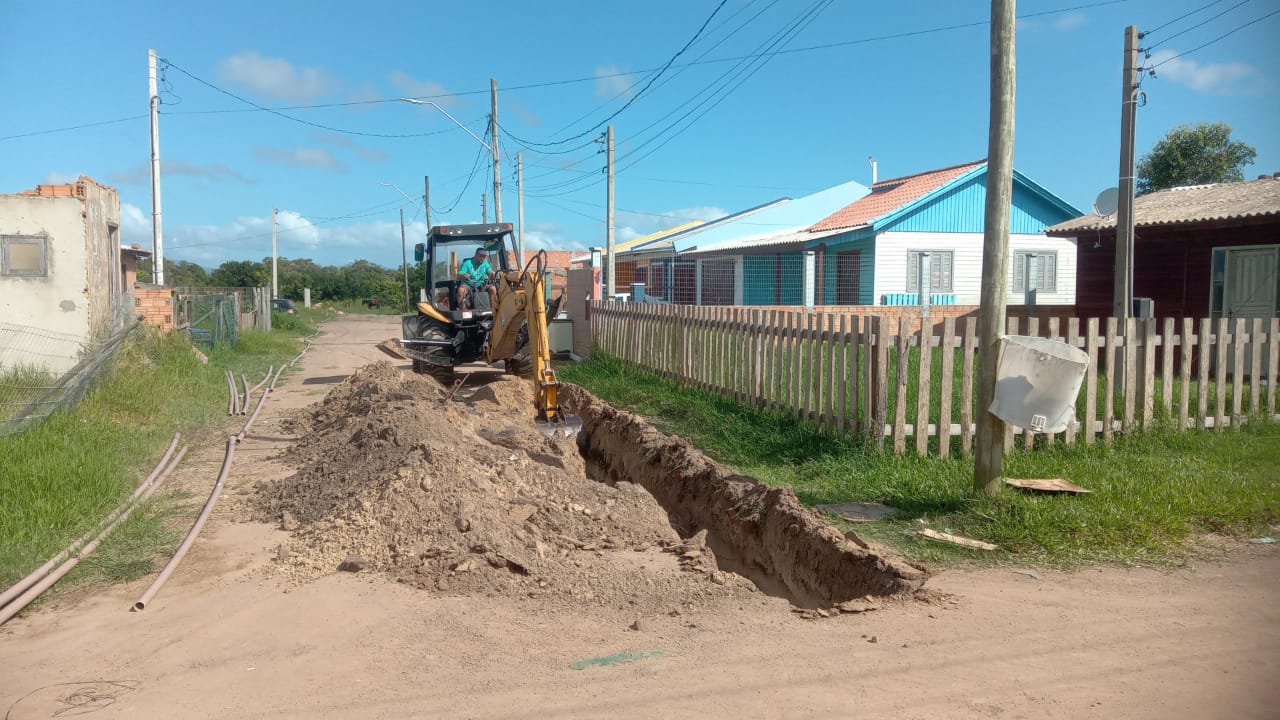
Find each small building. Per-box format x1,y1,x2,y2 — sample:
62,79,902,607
0,177,129,370
1046,175,1280,319
807,160,1081,306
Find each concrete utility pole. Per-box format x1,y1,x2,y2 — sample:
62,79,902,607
974,0,1017,497
606,125,616,297
1115,26,1140,322
424,176,431,230
148,49,165,285
482,193,488,223
490,78,502,223
271,206,278,299
517,152,525,265
400,207,410,312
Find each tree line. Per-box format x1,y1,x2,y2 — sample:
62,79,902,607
137,257,426,308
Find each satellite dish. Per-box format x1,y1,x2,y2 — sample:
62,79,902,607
1093,187,1119,216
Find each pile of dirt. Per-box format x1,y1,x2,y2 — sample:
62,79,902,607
253,362,757,609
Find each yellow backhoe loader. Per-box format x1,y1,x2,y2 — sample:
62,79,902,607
388,223,580,436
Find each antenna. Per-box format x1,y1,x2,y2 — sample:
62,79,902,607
1093,187,1119,216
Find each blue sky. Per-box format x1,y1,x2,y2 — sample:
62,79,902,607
2,0,1278,270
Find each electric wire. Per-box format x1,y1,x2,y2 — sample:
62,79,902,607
1144,0,1252,50
166,197,408,250
1141,0,1226,36
498,0,729,148
1146,8,1280,70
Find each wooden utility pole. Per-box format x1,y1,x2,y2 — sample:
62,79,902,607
606,125,616,297
517,152,525,265
490,78,502,223
271,206,278,300
974,0,1016,497
481,193,487,223
423,175,431,229
1115,26,1139,323
148,49,165,285
399,208,410,312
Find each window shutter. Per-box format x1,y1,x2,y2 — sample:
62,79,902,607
1013,252,1025,291
1041,253,1056,292
907,252,919,292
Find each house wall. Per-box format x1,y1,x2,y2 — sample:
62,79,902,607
135,284,177,329
1074,220,1280,319
871,231,1077,306
81,180,122,338
883,171,1076,235
0,194,89,339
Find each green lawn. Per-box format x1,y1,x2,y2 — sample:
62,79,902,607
561,353,1280,567
0,315,319,598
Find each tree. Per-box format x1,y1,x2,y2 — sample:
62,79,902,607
210,259,268,288
1137,122,1257,195
135,258,210,286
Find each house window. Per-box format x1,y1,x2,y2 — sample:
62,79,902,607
906,250,953,293
1012,250,1057,292
1,235,48,277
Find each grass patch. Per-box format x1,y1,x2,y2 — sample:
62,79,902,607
561,354,1280,567
0,314,320,600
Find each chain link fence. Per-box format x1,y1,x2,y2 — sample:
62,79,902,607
0,298,139,437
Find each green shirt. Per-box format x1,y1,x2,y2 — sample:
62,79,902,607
457,257,493,288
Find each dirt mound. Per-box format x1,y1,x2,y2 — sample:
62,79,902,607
253,362,757,609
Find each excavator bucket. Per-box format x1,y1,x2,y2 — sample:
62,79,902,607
536,412,583,438
375,338,408,360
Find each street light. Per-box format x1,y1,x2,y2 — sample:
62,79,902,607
400,97,499,226
379,181,421,313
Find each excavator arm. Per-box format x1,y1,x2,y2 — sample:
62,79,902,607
488,252,582,436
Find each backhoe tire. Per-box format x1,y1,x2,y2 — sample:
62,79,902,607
505,324,535,379
413,321,455,385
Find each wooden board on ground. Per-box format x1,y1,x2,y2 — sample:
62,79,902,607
818,502,899,522
917,528,997,551
1004,477,1092,494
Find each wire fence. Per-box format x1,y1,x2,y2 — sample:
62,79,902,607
0,306,140,437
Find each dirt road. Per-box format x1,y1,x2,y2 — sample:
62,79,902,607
3,314,1276,719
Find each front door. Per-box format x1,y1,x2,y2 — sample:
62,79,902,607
1224,246,1279,318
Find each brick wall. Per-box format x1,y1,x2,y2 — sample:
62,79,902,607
134,284,176,330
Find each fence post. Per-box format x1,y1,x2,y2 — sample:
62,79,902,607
1142,318,1157,427
938,317,955,458
915,317,932,456
1268,318,1279,418
1104,318,1117,441
1064,318,1080,444
960,316,977,456
874,316,889,449
893,316,909,455
1231,317,1246,423
1214,317,1228,430
1197,318,1211,429
1250,317,1263,416
1084,318,1099,443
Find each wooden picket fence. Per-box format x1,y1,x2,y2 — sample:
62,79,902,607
588,301,1280,458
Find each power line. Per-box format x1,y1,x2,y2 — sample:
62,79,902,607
1146,8,1280,70
1142,0,1226,36
1145,0,1252,50
500,0,728,148
0,115,147,141
432,140,491,216
159,58,475,139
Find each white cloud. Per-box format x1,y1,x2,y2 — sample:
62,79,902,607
42,171,80,184
108,160,255,185
311,132,389,163
507,97,541,127
616,205,726,234
147,209,426,268
216,51,341,102
389,70,458,107
253,146,347,172
1053,12,1086,30
1147,49,1263,95
594,65,636,99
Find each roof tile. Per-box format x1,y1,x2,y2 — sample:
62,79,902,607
1045,176,1280,234
808,160,984,232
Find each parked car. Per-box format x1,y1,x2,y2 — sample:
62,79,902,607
272,298,298,314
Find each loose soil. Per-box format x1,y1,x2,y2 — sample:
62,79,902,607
2,316,1275,720
253,360,923,611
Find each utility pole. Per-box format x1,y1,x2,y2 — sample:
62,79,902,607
974,0,1016,497
517,152,525,265
482,193,488,223
1115,26,1139,319
424,176,431,230
271,206,278,299
400,207,410,312
148,49,165,285
606,125,616,297
490,78,502,223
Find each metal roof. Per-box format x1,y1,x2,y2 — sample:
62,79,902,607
614,198,792,259
670,180,869,253
681,227,848,257
1045,176,1280,235
569,221,704,264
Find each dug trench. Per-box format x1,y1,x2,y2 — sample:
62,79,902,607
251,362,927,614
